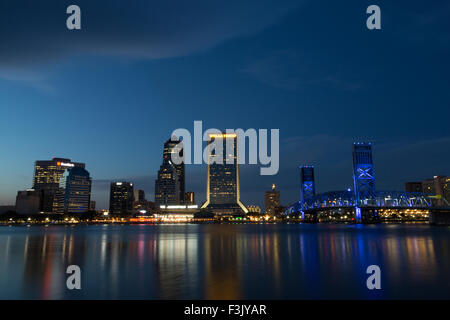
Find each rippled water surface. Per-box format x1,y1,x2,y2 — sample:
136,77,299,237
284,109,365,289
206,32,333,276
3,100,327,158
0,224,449,299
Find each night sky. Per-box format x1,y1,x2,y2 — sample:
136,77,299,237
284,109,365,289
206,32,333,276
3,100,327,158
1,0,449,209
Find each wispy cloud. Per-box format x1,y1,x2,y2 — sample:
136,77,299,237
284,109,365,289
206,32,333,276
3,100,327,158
0,1,300,68
0,69,55,94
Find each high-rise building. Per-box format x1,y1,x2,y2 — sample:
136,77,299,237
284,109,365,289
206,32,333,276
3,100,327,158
163,136,185,203
405,182,423,193
57,167,92,214
265,184,280,215
201,133,248,215
15,189,41,215
155,162,180,206
132,189,155,212
300,166,315,204
33,158,85,213
423,176,449,206
352,143,376,204
134,189,146,202
109,182,134,216
89,201,96,211
155,136,185,206
184,192,195,205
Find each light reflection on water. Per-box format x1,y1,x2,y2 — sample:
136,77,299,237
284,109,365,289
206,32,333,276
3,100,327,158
0,224,448,299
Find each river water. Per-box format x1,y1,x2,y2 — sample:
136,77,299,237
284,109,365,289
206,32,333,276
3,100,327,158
0,223,448,299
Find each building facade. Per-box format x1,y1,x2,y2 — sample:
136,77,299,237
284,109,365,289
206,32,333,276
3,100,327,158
352,143,376,205
33,157,85,213
265,184,280,215
155,137,185,206
134,189,146,202
15,189,41,215
109,182,134,216
423,176,450,206
163,136,185,203
57,167,92,214
201,133,248,215
184,192,195,205
247,205,261,214
300,166,315,204
155,162,180,206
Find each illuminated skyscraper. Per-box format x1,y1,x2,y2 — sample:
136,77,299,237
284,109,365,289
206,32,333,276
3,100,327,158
163,136,185,203
33,157,85,213
155,136,184,206
201,133,248,215
109,182,134,216
265,184,280,215
155,163,180,206
134,189,146,202
57,167,92,214
352,143,376,204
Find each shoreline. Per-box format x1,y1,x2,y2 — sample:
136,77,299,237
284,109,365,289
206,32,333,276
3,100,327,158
0,220,433,227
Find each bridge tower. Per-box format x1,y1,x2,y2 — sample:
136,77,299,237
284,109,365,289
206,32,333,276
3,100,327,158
300,166,315,206
352,143,376,206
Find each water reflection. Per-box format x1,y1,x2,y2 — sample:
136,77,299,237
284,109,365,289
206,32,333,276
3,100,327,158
0,224,448,299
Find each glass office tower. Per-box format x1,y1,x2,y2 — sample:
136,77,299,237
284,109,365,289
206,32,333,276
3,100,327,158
58,167,92,214
154,136,184,206
33,157,85,213
109,182,134,216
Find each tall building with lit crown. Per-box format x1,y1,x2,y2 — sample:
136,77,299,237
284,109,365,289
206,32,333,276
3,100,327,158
57,167,92,214
33,157,85,213
352,143,376,205
265,184,280,215
154,137,184,206
201,132,248,215
109,182,134,216
163,136,185,203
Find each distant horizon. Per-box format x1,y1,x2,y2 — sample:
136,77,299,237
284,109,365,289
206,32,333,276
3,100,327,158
1,1,449,209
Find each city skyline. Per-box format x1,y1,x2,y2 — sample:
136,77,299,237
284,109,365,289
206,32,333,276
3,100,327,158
0,1,449,304
1,1,450,209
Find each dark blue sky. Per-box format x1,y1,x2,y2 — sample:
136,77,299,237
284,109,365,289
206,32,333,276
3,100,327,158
1,0,449,209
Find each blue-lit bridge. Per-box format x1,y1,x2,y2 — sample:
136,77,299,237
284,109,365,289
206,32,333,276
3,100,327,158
284,190,447,223
285,143,449,223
